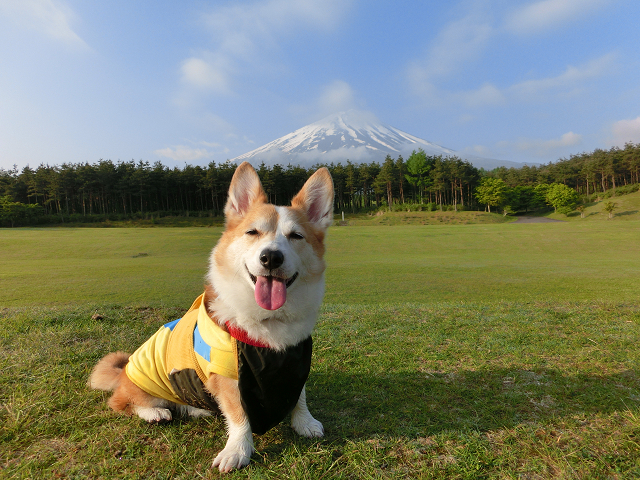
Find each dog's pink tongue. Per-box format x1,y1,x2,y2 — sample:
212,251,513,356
254,276,286,310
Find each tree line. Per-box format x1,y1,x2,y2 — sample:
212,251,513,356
474,141,640,216
0,153,483,226
1,141,639,226
488,142,640,195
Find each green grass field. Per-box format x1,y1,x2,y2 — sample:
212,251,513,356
2,218,640,478
1,220,639,306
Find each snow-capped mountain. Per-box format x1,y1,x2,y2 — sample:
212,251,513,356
232,110,527,170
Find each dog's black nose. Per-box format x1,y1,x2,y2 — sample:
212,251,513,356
260,249,284,270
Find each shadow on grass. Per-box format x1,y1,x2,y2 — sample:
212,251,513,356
305,368,640,441
75,367,640,466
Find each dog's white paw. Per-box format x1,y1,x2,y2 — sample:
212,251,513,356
212,446,252,473
181,405,213,418
134,406,172,424
292,414,324,437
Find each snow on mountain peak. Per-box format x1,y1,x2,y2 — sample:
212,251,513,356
231,110,527,170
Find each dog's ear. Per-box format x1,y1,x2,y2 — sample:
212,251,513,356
291,167,334,231
225,162,267,221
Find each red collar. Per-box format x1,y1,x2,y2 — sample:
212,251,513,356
225,321,270,348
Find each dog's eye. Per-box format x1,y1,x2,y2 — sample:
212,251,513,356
288,232,304,240
246,229,259,236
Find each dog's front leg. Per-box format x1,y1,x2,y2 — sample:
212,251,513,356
206,375,254,472
291,385,324,437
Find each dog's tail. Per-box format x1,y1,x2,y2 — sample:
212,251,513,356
88,351,130,391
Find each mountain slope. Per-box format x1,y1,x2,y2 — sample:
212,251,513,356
232,110,528,170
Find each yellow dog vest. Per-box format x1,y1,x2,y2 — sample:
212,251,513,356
125,292,313,434
125,293,237,407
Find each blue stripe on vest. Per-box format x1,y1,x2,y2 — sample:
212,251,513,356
193,324,211,361
164,318,181,331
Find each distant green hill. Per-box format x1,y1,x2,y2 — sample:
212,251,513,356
545,188,640,222
338,189,640,226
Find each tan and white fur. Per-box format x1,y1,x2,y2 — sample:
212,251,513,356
89,162,334,472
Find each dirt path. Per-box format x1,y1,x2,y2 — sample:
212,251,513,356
510,216,564,224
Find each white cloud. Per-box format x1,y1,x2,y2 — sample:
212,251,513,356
154,136,237,163
200,141,222,148
202,0,348,54
456,83,506,108
609,117,640,146
424,14,493,79
290,79,365,122
404,75,440,105
408,81,508,110
505,0,610,34
180,0,352,95
180,56,231,94
407,13,493,95
410,51,615,110
484,131,584,162
406,3,616,110
154,145,213,162
407,81,506,110
508,132,583,157
317,80,357,115
0,0,88,48
463,144,493,157
510,53,616,99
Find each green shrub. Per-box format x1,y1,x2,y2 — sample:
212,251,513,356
602,184,640,198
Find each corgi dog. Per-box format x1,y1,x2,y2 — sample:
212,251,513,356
89,162,334,472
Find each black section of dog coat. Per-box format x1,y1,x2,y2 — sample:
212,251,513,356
169,368,220,412
237,337,313,435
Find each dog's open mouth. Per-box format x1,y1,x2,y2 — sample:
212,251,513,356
247,266,298,311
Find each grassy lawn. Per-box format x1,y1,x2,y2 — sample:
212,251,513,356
2,221,640,478
1,221,638,306
0,227,220,306
339,210,513,226
326,222,640,304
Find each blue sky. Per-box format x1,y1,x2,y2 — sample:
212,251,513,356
1,0,640,171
